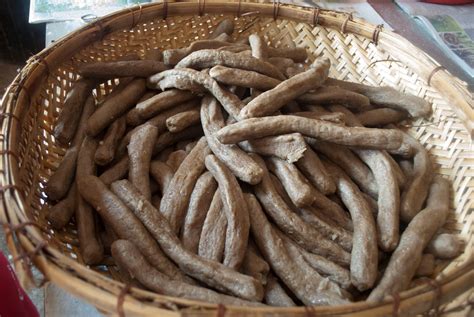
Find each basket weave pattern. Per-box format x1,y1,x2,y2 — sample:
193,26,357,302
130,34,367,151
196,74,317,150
1,2,473,316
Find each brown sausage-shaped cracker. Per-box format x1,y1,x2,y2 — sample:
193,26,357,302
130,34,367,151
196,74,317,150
306,138,378,198
87,79,146,136
213,33,232,42
184,140,198,153
79,60,168,78
278,233,351,289
124,91,156,127
46,95,97,201
294,206,352,252
110,127,203,187
264,273,296,307
176,49,286,80
46,147,79,202
324,160,378,291
153,125,204,155
296,146,336,195
426,233,464,259
128,124,158,201
400,133,433,222
77,175,190,283
415,254,435,277
205,154,250,269
134,87,156,104
241,244,270,286
166,109,200,133
111,240,263,306
116,100,199,157
266,157,315,208
270,167,351,242
209,18,234,39
153,67,213,92
216,115,404,152
76,138,97,196
149,68,244,120
181,172,217,253
129,89,195,126
269,173,298,208
270,173,353,232
239,133,307,164
112,244,145,288
267,47,307,63
368,176,450,302
361,192,379,216
101,218,119,254
94,116,127,166
385,154,407,189
47,183,77,229
249,34,269,59
150,160,174,195
75,137,104,264
293,111,346,124
54,78,97,145
239,58,330,118
297,86,370,110
99,156,129,186
158,71,227,101
118,100,200,158
212,32,233,43
165,150,187,172
313,198,354,233
268,57,296,76
326,78,432,118
246,193,351,306
301,104,333,114
354,149,400,252
160,137,211,233
209,65,281,90
76,192,104,265
110,179,264,301
163,40,237,65
356,108,408,127
329,104,407,201
201,96,263,184
198,190,226,262
250,154,351,265
285,65,307,78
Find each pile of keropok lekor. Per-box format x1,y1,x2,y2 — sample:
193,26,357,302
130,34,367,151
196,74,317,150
46,18,464,306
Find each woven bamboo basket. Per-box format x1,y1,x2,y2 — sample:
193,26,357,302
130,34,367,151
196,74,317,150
1,1,473,316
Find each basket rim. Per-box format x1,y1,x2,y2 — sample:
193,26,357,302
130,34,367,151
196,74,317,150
1,1,473,316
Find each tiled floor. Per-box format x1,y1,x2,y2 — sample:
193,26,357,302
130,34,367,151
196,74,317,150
0,60,101,317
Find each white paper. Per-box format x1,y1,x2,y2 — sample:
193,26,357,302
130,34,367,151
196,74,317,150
30,0,151,24
396,0,474,29
46,21,86,46
395,0,474,77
